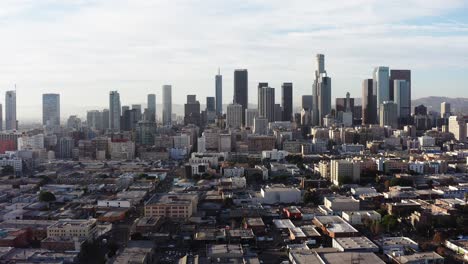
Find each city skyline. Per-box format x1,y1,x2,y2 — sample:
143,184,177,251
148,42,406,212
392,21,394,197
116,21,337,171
0,1,467,120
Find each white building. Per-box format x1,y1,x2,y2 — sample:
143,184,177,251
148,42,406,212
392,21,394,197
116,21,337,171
259,185,301,204
47,219,97,240
97,199,132,208
330,159,360,186
18,134,45,150
418,135,435,147
342,211,381,225
262,149,288,161
449,115,467,142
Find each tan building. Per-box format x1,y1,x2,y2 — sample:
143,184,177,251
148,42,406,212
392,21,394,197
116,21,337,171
144,194,198,220
47,219,97,240
330,159,360,186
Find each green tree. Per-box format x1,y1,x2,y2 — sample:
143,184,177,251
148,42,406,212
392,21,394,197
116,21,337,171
39,191,56,202
381,215,398,232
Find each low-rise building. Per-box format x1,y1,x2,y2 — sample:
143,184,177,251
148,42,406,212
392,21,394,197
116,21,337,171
259,185,301,204
144,194,198,220
313,216,359,238
332,237,379,252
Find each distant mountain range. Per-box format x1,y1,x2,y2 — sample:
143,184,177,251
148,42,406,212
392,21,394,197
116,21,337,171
412,96,468,114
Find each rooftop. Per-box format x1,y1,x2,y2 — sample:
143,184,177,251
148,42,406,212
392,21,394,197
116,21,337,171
334,237,379,250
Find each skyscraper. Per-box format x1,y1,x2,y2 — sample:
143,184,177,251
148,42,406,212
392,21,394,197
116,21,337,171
393,79,410,126
42,93,60,127
147,94,156,122
274,104,283,122
206,97,215,112
312,54,331,126
226,103,243,129
362,79,377,125
109,91,121,131
441,102,451,118
336,92,354,113
302,95,313,110
234,69,248,125
257,82,268,120
281,82,293,121
373,66,390,120
390,69,411,102
162,85,172,126
448,115,467,142
184,95,201,126
380,101,398,128
5,91,17,130
258,86,275,122
132,104,142,121
102,109,110,129
215,69,222,115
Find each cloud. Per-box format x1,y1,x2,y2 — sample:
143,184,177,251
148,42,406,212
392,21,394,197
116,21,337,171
0,0,466,120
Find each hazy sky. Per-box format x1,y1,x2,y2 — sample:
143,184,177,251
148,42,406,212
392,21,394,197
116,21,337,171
0,0,468,120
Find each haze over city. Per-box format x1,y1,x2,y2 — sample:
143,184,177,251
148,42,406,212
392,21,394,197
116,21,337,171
0,0,467,121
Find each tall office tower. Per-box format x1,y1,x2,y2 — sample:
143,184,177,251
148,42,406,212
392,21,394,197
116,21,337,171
390,70,411,102
162,85,172,126
234,69,248,125
373,66,390,120
122,109,138,131
206,97,216,112
362,79,377,125
0,104,3,131
393,80,411,126
215,69,223,115
5,91,17,130
448,115,467,142
87,110,102,130
257,82,269,119
336,92,355,113
226,103,243,129
312,54,331,126
414,105,427,116
380,101,398,128
102,109,110,129
258,86,275,122
441,102,451,118
245,109,259,128
302,95,313,110
184,95,201,126
109,91,121,131
281,82,293,121
132,104,142,121
122,106,130,113
274,104,283,122
42,93,60,127
316,77,331,126
147,94,156,122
